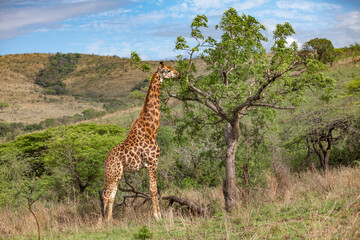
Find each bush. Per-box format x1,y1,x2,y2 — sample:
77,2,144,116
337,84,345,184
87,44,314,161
81,108,106,120
24,123,43,132
0,123,128,204
133,226,153,240
302,38,335,65
35,52,80,95
102,99,125,113
0,102,9,111
346,77,360,95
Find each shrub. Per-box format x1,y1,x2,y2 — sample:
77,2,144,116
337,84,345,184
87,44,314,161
24,124,43,132
302,38,336,65
346,77,360,95
0,102,9,111
81,108,106,120
133,226,153,240
0,124,127,204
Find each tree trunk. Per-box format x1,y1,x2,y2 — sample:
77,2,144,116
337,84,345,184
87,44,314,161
324,137,333,173
223,121,239,212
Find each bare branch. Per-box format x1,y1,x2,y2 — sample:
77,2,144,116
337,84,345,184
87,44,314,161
251,103,295,110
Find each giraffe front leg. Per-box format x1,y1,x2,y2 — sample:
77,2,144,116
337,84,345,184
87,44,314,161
147,165,161,220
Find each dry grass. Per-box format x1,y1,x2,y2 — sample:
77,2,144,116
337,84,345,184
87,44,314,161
64,55,174,98
0,54,104,124
1,166,359,239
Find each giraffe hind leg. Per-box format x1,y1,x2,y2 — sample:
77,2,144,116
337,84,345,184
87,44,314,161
98,189,105,218
101,182,119,221
107,183,118,221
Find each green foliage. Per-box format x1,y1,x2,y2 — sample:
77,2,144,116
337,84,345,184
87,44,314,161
1,107,109,141
133,226,153,240
35,52,80,95
81,108,106,120
236,124,271,188
24,123,44,132
130,51,151,74
302,38,336,65
102,98,125,113
156,126,175,155
0,123,127,206
346,77,360,95
165,125,225,188
0,102,9,111
131,79,150,92
0,121,24,137
339,42,360,58
164,8,335,190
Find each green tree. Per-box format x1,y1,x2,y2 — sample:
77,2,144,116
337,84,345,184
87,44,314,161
302,38,336,65
0,124,128,204
161,8,334,212
346,77,360,95
0,102,9,112
42,124,127,197
129,51,153,104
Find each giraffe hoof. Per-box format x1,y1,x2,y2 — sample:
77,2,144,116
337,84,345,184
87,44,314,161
154,212,162,220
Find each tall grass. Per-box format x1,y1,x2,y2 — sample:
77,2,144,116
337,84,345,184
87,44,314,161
1,166,359,239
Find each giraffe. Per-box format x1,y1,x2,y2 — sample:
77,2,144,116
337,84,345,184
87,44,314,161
99,61,180,221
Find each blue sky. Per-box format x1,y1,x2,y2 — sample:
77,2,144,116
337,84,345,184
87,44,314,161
0,0,359,60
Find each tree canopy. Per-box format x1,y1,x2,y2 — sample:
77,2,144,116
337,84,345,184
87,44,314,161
162,7,335,211
302,38,336,65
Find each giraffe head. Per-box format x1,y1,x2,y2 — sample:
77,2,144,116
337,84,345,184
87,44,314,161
158,61,180,82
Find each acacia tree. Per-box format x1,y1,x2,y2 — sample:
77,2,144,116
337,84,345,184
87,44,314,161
302,38,336,65
302,115,353,172
161,8,335,212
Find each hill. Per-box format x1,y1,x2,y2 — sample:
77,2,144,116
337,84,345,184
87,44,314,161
0,53,209,124
0,53,209,142
0,53,156,124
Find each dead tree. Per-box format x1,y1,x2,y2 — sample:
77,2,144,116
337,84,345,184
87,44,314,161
298,116,354,172
115,174,206,216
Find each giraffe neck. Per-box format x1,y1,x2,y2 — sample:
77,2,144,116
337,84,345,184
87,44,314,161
139,71,162,134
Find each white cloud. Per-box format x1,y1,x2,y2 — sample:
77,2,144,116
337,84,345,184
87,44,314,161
233,0,270,11
85,40,132,56
186,0,269,10
0,0,128,39
276,0,341,12
286,36,301,48
335,9,360,34
331,9,360,46
256,9,318,21
186,0,233,9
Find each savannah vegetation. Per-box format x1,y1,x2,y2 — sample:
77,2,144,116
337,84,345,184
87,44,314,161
1,8,360,239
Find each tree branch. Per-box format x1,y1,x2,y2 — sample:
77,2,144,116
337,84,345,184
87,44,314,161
162,195,206,215
251,103,295,110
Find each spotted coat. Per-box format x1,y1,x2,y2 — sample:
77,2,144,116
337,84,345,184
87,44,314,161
100,61,180,221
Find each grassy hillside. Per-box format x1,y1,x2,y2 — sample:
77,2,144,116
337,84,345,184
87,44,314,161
0,53,174,125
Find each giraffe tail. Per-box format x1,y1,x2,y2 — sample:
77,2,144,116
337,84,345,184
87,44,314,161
98,189,105,218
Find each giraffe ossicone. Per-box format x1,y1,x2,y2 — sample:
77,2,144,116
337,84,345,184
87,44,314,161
99,61,180,221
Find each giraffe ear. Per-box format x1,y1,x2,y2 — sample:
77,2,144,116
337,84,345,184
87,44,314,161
159,61,165,67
